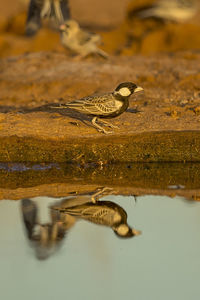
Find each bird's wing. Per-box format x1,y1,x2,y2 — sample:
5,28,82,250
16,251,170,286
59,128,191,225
62,205,103,217
62,93,120,115
84,94,123,115
93,99,122,115
77,30,100,45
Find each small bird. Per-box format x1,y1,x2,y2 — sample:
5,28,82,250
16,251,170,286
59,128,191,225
26,0,70,36
136,0,199,23
54,200,141,238
59,19,108,58
21,198,66,260
52,82,143,134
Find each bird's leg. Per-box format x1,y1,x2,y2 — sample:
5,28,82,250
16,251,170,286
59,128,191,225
41,0,51,18
92,117,112,134
91,187,114,203
74,52,95,60
99,119,119,129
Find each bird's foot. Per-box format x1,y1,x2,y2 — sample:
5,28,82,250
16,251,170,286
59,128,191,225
97,128,113,134
104,123,119,129
91,187,114,203
92,117,113,134
99,120,119,130
97,49,109,59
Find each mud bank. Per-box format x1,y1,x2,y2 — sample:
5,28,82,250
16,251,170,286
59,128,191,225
0,52,200,163
0,162,200,200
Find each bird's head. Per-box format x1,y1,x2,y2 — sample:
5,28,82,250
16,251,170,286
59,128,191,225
114,224,142,238
59,20,80,34
114,82,143,98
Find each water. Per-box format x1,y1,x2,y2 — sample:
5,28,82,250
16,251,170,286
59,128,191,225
0,194,200,300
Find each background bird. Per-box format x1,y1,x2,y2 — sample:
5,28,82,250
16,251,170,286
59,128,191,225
59,19,108,58
21,198,67,260
54,200,141,238
136,0,199,23
52,82,143,134
26,0,70,36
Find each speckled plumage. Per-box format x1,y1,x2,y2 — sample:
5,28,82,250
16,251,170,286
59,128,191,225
57,200,141,238
137,0,199,22
60,20,108,58
52,82,143,134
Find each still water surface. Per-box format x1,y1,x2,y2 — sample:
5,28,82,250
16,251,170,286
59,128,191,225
0,195,200,300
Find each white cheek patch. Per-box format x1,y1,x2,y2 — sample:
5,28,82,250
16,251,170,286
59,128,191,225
117,224,129,236
118,87,131,97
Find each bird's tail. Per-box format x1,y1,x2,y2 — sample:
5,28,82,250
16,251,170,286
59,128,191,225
96,48,109,59
25,0,41,36
21,198,38,239
50,104,73,109
51,102,87,112
137,7,157,19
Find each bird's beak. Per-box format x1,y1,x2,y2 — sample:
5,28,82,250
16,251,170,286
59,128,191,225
59,24,66,32
132,228,142,236
134,86,143,93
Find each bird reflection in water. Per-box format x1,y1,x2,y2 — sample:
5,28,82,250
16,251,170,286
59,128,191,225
21,198,74,260
21,187,141,260
54,188,141,238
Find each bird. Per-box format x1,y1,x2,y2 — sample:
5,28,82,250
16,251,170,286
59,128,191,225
26,0,70,36
135,0,199,23
59,19,108,58
51,82,143,134
21,198,67,260
53,200,141,238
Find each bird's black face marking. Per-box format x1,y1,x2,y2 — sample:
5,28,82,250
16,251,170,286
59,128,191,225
115,82,138,93
114,82,143,98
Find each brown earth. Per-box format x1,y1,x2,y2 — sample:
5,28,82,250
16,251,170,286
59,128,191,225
0,51,200,163
1,162,200,201
0,0,200,165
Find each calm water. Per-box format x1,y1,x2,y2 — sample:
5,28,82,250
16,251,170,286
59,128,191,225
0,195,200,300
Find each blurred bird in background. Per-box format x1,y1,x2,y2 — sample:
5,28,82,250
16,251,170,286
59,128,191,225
135,0,199,23
59,19,108,58
21,198,69,260
26,0,70,36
